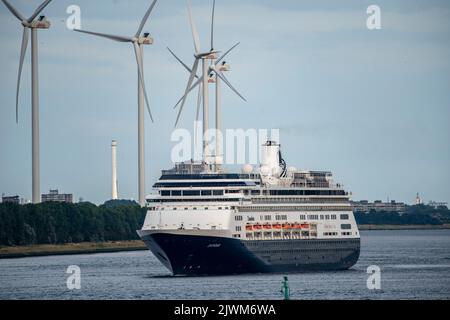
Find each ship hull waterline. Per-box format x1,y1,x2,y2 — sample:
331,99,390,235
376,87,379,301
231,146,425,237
137,230,360,276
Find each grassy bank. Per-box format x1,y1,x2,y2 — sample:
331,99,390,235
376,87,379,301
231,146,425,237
0,240,147,259
358,224,450,231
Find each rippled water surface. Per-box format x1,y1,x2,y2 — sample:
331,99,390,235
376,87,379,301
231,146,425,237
1,230,449,299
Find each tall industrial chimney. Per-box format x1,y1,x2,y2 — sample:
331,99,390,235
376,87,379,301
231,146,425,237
111,140,118,200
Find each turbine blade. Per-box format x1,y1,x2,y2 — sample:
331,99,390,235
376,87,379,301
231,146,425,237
187,0,200,54
172,76,202,109
175,58,199,126
210,0,215,50
16,27,29,123
193,81,202,151
196,81,202,122
167,47,198,78
74,29,132,42
216,42,240,65
133,42,154,122
1,0,26,22
214,70,246,102
28,0,52,23
135,0,158,37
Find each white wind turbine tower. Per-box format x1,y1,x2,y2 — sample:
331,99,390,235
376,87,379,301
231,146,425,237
74,0,158,207
172,0,246,171
2,0,52,204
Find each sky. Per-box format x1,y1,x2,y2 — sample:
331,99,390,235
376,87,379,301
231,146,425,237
0,0,449,205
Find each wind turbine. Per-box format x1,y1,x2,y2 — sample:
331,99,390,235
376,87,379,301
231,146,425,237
74,0,158,207
172,0,245,170
2,0,52,204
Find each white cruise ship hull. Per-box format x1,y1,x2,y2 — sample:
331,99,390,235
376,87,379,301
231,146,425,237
137,229,360,275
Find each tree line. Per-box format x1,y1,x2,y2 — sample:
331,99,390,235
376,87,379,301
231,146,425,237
0,200,146,246
354,204,450,225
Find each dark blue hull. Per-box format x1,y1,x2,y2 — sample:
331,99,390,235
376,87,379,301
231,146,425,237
140,232,360,275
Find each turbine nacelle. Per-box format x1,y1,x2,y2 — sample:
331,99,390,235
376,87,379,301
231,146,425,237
137,32,153,45
195,50,219,60
30,17,50,29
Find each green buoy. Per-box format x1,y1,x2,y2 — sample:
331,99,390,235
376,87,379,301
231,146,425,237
281,275,290,300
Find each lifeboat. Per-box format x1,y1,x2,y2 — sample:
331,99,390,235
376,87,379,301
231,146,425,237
253,224,262,230
245,225,253,231
292,223,302,229
263,223,272,230
282,223,291,229
272,223,282,229
301,223,310,229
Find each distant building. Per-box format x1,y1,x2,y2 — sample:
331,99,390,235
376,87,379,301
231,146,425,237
351,200,406,214
1,194,20,204
415,192,422,205
428,201,448,209
41,189,73,203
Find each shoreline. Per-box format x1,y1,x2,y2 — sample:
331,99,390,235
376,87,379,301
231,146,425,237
1,225,449,259
0,240,147,259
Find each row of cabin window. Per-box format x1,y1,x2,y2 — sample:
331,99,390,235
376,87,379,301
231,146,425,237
236,214,349,221
250,190,347,196
160,190,224,196
149,206,234,211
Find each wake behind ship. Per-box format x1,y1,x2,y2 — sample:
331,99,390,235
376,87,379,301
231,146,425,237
137,141,360,275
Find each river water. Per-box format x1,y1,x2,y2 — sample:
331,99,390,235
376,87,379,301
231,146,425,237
0,229,449,299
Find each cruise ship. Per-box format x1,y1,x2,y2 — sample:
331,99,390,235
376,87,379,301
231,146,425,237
137,141,360,275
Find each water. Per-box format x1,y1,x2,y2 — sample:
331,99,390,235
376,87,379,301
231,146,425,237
0,229,449,299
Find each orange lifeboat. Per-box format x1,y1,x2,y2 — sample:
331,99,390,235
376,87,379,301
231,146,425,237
292,223,302,229
263,223,272,230
301,223,310,229
253,224,262,230
272,223,282,229
245,224,253,231
282,223,291,229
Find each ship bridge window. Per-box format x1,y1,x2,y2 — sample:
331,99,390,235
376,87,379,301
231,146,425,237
161,191,170,196
340,214,349,220
183,190,200,196
172,190,181,196
213,190,223,196
201,190,212,196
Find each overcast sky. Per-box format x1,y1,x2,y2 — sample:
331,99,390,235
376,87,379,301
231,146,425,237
0,0,449,205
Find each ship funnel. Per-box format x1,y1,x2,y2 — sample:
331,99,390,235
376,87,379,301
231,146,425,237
260,140,281,177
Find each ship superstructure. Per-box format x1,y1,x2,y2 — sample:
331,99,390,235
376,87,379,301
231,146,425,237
138,141,360,275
